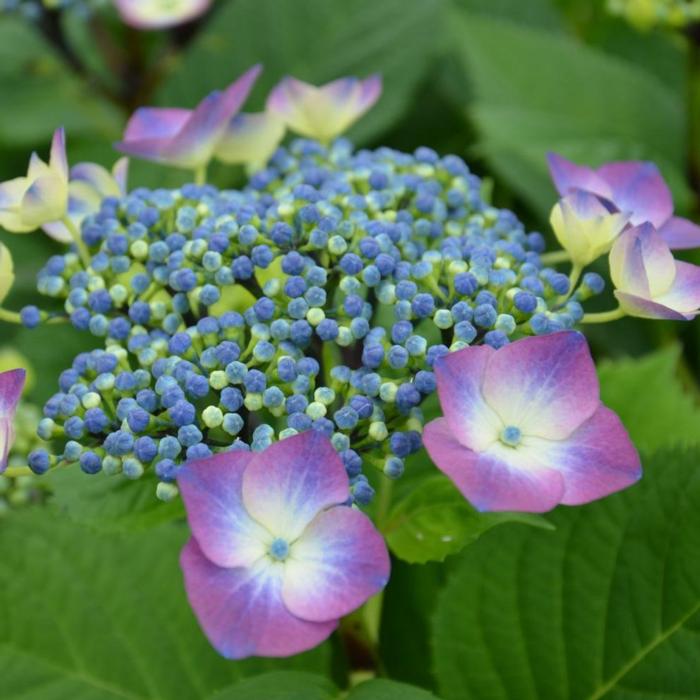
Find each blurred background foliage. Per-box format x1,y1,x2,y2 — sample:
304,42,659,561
2,0,699,411
2,1,700,697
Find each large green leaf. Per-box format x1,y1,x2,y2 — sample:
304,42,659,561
0,18,120,146
209,672,336,700
158,0,444,145
448,10,688,217
453,0,564,31
47,467,186,533
349,678,443,699
598,344,700,453
384,474,552,564
0,510,332,700
379,559,445,690
432,447,700,699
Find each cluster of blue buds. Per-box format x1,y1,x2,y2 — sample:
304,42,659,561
27,138,604,503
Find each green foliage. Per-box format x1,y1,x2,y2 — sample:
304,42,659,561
431,447,700,699
0,18,120,147
379,560,445,690
210,672,337,700
0,510,332,699
47,468,185,533
157,0,444,145
384,474,552,564
598,344,700,453
349,678,443,699
447,7,689,217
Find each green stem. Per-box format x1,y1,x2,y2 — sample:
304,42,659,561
539,250,571,265
194,165,207,186
580,306,625,324
0,308,22,324
61,216,91,267
568,263,583,297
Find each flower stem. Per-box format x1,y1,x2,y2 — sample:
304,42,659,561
580,306,625,324
568,264,583,294
539,250,570,265
61,216,91,267
0,308,21,324
194,165,207,186
3,466,32,478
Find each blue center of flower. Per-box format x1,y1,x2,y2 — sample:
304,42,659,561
268,538,290,561
500,425,522,447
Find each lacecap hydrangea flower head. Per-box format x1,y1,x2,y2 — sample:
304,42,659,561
4,65,698,661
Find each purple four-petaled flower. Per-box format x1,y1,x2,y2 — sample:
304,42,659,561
423,331,641,513
177,430,390,659
548,152,700,250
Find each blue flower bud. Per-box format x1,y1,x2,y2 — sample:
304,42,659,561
79,451,102,475
20,305,42,328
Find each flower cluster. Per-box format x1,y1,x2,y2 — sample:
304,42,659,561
547,153,700,321
27,136,597,502
3,64,696,663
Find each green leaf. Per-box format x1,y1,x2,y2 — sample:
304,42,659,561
452,0,564,31
449,10,688,218
384,474,552,564
209,672,337,700
598,344,700,453
157,0,444,146
0,18,120,146
379,559,445,689
46,467,186,533
432,447,700,699
0,510,332,700
349,678,443,699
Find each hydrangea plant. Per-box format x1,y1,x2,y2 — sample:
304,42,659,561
1,63,699,667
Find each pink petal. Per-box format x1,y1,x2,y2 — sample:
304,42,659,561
637,223,676,296
609,226,652,298
0,369,25,474
49,128,68,182
423,418,565,513
657,216,700,250
123,107,191,142
0,369,26,415
19,173,67,227
0,177,26,209
69,163,122,198
177,449,271,569
180,538,336,660
535,406,641,506
614,290,691,320
433,344,502,452
165,65,261,166
113,157,129,195
115,0,212,30
41,220,73,243
242,431,350,541
547,153,612,199
597,161,673,227
482,331,599,441
216,111,286,168
652,260,700,317
281,506,390,622
0,416,15,474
